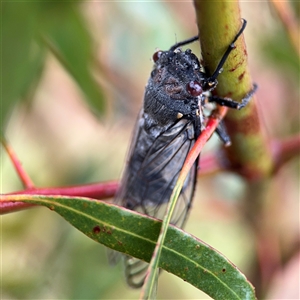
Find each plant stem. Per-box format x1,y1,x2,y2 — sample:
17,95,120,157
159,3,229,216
1,181,118,214
1,137,35,189
270,0,300,57
194,0,273,180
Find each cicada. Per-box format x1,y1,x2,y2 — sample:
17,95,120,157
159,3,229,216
111,19,257,287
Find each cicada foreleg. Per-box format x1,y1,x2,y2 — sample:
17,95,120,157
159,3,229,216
208,83,258,110
207,84,258,145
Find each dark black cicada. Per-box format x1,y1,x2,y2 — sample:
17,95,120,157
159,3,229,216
112,19,257,287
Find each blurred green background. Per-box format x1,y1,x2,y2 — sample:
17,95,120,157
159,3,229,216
2,1,299,299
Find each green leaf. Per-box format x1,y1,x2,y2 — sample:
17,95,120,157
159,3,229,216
1,2,104,130
40,4,105,113
6,195,257,300
1,2,45,129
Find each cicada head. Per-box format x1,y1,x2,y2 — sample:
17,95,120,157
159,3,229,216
151,48,206,98
143,47,209,128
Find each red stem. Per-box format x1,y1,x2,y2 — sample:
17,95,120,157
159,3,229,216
2,139,35,189
10,181,118,198
0,201,35,214
1,181,118,214
183,106,229,173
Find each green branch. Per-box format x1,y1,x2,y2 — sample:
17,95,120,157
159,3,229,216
194,0,273,179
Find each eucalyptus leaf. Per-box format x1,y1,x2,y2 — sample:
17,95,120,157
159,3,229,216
2,2,44,128
1,2,105,132
8,195,256,300
40,4,105,113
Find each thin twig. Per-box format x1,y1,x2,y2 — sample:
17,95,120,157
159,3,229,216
1,137,35,189
1,181,118,215
270,0,300,57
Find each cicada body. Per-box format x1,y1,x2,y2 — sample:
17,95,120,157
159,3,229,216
112,43,210,287
111,19,256,287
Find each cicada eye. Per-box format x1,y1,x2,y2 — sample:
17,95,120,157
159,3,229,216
186,80,202,96
152,51,163,62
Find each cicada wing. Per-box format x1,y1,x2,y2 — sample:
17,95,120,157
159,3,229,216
112,118,198,287
107,110,145,266
124,162,197,288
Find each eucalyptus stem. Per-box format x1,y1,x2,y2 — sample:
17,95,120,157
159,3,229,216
194,0,273,179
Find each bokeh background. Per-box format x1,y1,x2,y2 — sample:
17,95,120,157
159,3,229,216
2,1,299,299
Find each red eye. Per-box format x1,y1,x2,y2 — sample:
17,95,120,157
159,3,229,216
186,80,202,96
153,51,162,62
